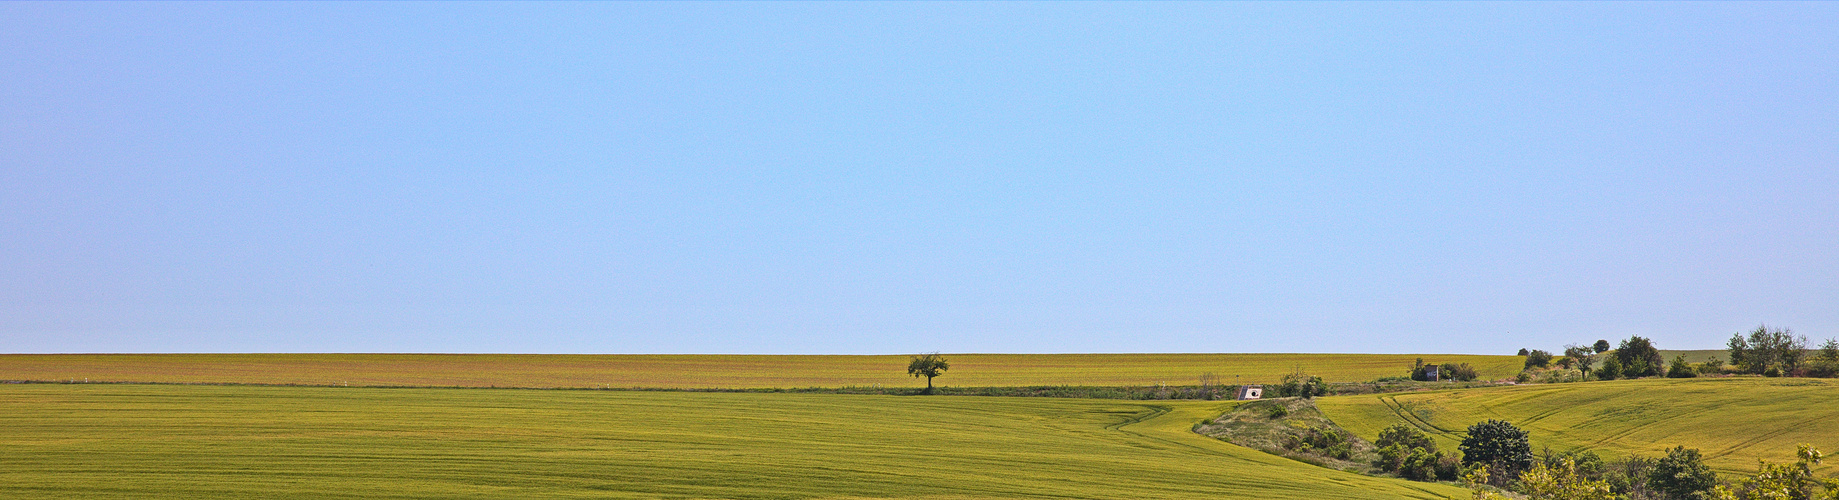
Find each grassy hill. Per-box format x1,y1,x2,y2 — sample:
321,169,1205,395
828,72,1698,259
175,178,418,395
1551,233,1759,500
0,384,1467,499
1315,377,1839,475
0,352,1521,389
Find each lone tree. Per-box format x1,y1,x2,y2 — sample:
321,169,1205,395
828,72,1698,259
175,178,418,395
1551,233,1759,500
1593,339,1612,353
907,353,949,394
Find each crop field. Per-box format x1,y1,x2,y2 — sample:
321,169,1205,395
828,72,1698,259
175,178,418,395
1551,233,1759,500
0,353,1521,389
1315,377,1839,475
0,384,1469,499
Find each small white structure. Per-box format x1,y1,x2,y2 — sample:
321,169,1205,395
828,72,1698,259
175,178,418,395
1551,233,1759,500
1235,385,1264,400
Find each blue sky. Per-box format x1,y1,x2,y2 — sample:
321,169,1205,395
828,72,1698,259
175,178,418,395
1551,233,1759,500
3,2,1835,354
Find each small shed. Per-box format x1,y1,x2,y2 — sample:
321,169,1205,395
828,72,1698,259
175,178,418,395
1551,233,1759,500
1424,365,1441,382
1235,385,1263,400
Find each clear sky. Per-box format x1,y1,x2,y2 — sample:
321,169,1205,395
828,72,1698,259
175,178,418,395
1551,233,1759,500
3,2,1835,355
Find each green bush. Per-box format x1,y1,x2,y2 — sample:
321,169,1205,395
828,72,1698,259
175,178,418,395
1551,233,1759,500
1400,447,1439,480
1617,336,1664,378
1443,363,1480,382
1666,355,1697,378
1376,424,1436,452
1460,419,1533,482
1647,446,1715,500
1596,356,1622,381
1274,372,1327,399
1525,350,1554,369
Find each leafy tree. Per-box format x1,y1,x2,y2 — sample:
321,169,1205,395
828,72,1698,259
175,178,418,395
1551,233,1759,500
1708,444,1839,500
1519,348,1531,356
906,353,949,393
1813,338,1839,378
1461,419,1534,484
1616,336,1664,378
1377,423,1437,452
1728,332,1758,374
1519,457,1618,500
1526,350,1555,370
1648,446,1717,500
1731,325,1809,375
1444,362,1480,382
1666,355,1697,378
1596,356,1622,381
1593,340,1612,353
1563,344,1598,373
1276,371,1327,399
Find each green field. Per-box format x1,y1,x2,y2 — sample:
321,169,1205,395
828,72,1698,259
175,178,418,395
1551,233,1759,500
0,384,1468,499
0,352,1522,389
1315,377,1839,475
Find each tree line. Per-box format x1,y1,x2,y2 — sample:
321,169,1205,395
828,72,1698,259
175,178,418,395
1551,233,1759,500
1514,326,1839,383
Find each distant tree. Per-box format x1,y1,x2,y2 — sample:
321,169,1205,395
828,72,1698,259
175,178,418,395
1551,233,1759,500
1443,362,1480,382
1666,355,1697,378
906,353,949,394
1410,358,1431,381
1377,423,1437,452
1615,337,1664,378
1596,356,1622,381
1732,325,1808,375
1461,419,1534,484
1813,338,1839,378
1276,371,1327,399
1728,331,1758,374
1593,340,1612,354
1563,344,1598,374
1519,348,1531,356
1648,446,1717,500
1525,350,1554,370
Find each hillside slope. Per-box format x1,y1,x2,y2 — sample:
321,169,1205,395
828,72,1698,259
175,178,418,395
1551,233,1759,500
1315,377,1839,475
0,384,1467,499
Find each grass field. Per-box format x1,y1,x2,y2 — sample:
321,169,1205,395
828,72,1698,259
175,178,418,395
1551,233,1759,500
0,384,1469,499
0,353,1522,389
1315,377,1839,475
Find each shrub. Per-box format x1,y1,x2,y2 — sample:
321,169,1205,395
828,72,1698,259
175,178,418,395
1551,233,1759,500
1519,457,1616,500
1666,355,1697,378
1518,348,1530,356
1593,339,1611,353
1535,368,1585,384
1377,424,1436,452
1460,420,1533,483
1596,356,1622,381
1445,363,1480,382
1435,453,1464,481
1525,350,1554,369
1275,371,1327,399
1698,358,1725,375
1648,446,1716,500
1710,444,1837,500
1400,447,1440,480
1616,336,1664,378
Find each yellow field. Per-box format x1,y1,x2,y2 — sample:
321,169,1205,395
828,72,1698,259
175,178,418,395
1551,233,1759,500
0,352,1522,389
1315,377,1839,475
0,384,1470,499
